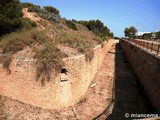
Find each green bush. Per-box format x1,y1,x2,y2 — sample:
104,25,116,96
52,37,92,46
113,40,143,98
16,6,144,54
156,31,160,39
0,29,50,72
0,0,23,36
37,13,49,20
33,42,67,85
78,20,114,38
56,32,95,61
21,2,41,12
1,37,24,54
22,18,37,29
124,26,137,39
0,53,12,73
65,20,78,30
44,6,59,14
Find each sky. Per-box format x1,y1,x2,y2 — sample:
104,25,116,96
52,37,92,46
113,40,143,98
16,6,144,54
20,0,160,37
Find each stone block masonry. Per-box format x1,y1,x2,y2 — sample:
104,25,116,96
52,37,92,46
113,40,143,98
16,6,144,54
0,39,114,109
120,39,160,114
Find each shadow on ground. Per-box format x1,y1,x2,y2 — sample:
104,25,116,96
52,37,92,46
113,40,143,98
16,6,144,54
107,43,157,120
93,43,157,120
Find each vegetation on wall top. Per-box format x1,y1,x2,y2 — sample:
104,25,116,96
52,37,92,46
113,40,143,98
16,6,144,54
0,1,114,85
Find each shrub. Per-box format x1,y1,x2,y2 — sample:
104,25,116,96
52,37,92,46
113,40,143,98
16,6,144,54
65,20,78,30
22,18,37,29
76,41,94,61
0,53,12,73
48,14,61,22
56,32,95,61
1,28,53,54
33,29,53,44
1,28,39,53
33,42,67,85
93,36,104,45
78,20,114,38
37,13,49,20
38,20,49,28
1,37,24,54
77,97,87,105
44,6,59,14
21,2,41,12
0,0,23,36
156,31,160,39
0,29,50,71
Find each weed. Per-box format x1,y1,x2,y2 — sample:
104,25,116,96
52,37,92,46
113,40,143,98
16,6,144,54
84,50,94,61
37,20,49,28
1,29,35,54
56,32,95,61
37,13,49,20
22,18,37,29
0,53,12,73
77,97,87,105
33,42,67,85
65,20,78,30
0,28,52,72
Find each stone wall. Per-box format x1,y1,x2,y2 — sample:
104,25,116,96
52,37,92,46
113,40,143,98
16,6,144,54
0,39,114,109
120,40,160,113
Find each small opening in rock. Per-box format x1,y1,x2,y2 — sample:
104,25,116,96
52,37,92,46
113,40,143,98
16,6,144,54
61,68,68,75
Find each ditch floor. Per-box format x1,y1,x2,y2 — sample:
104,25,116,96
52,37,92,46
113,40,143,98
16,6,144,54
107,43,157,120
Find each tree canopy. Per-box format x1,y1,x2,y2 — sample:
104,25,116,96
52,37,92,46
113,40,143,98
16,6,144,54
77,20,114,38
21,2,41,12
44,6,59,14
124,26,137,39
156,31,160,39
0,0,23,36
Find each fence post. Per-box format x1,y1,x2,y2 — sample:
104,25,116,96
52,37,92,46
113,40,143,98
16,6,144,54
147,42,149,50
157,45,160,55
151,42,153,52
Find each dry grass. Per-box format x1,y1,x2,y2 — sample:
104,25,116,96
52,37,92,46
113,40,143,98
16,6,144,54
0,28,54,54
33,42,67,85
65,20,78,30
156,39,160,43
0,53,12,73
0,27,53,73
37,20,49,28
37,13,49,20
55,31,105,61
56,32,95,60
